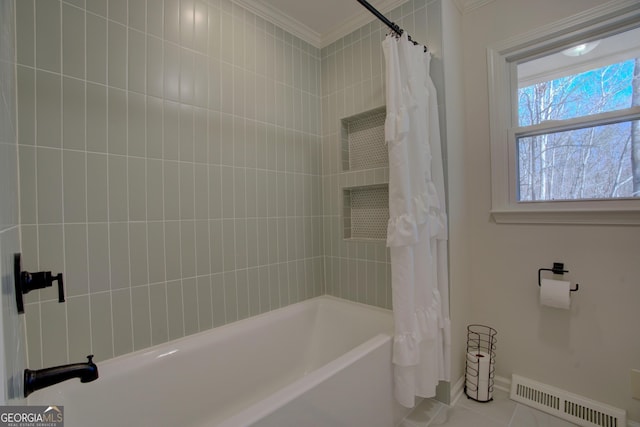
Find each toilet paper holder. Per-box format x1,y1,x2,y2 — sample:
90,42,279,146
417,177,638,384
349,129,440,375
465,324,497,402
538,262,579,292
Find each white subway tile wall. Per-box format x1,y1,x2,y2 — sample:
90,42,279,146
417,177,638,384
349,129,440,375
16,0,324,368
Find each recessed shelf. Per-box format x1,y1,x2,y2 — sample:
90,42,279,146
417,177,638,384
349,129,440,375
341,106,387,172
343,184,389,241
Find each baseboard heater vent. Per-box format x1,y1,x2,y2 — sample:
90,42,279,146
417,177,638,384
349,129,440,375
510,374,626,427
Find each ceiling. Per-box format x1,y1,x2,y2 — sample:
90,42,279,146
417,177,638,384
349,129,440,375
518,26,640,87
258,0,377,37
234,0,494,48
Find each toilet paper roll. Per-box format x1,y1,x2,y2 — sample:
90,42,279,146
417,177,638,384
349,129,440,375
540,278,571,309
465,351,493,401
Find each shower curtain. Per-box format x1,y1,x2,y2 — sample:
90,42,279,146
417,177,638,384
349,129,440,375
383,33,450,408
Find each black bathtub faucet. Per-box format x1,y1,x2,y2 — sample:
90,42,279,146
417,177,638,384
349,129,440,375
24,355,98,398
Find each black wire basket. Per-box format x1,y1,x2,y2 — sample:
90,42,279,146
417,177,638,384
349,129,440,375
465,324,497,402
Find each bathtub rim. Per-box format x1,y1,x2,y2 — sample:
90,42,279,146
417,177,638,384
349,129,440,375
88,295,391,368
27,295,392,404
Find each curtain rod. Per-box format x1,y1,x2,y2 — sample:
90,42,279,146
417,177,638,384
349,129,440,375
356,0,428,52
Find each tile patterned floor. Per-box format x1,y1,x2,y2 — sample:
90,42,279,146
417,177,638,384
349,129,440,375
398,389,580,427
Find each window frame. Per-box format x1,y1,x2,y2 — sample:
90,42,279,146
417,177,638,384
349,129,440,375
487,0,640,225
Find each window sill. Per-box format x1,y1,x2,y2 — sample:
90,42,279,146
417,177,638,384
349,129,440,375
491,208,640,225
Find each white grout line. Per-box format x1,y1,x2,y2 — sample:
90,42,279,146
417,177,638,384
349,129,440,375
506,404,518,427
104,3,116,361
140,0,154,348
31,0,43,369
159,0,171,346
59,0,71,364
192,112,201,331
204,5,214,327
82,0,95,365
123,0,137,354
176,6,186,341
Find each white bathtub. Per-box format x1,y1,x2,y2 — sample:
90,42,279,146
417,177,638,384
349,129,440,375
28,296,410,427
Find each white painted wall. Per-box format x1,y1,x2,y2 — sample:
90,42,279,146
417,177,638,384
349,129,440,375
440,0,470,392
461,0,640,420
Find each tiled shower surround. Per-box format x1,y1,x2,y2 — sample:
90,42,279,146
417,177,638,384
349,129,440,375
322,0,442,307
15,0,443,371
16,0,323,369
1,0,26,401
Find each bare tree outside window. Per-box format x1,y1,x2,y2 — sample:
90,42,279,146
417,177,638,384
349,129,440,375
516,57,640,201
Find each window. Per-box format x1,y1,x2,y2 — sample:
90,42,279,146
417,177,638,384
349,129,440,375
487,2,640,224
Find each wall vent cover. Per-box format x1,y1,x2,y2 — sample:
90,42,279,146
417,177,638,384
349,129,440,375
510,374,626,427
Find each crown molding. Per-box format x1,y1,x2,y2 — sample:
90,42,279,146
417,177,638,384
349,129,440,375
233,0,323,47
453,0,495,14
321,0,408,48
233,0,497,47
233,0,409,49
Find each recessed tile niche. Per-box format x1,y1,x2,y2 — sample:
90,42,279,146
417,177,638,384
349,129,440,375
341,106,387,172
341,107,389,241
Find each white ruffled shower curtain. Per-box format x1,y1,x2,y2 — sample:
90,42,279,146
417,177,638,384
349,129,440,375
383,33,450,408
